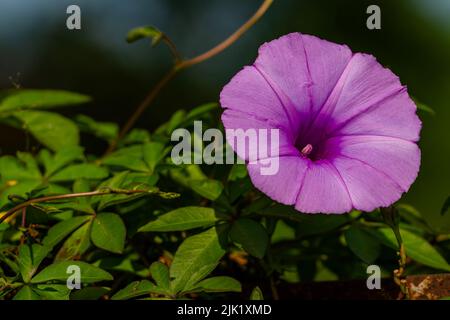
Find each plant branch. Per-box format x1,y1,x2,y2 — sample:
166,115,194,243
381,207,409,299
177,0,273,69
161,34,183,63
0,189,161,224
105,0,273,155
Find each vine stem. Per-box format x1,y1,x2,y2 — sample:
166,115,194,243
381,207,409,299
0,189,150,224
104,0,273,155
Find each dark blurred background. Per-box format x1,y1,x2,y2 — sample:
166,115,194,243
0,0,449,231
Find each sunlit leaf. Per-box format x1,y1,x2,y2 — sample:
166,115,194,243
43,215,91,248
55,220,92,261
250,286,264,300
372,227,450,272
49,163,108,182
13,110,79,151
91,213,126,254
18,244,52,283
31,261,112,284
170,227,226,293
126,25,163,46
0,89,90,113
111,280,163,300
13,285,40,300
187,276,241,293
75,114,118,142
139,206,218,232
150,262,170,292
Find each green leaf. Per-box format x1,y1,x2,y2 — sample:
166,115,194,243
13,285,41,300
188,276,241,293
91,213,126,254
150,262,170,291
13,110,79,151
33,284,71,300
0,154,41,181
75,114,118,143
49,163,109,182
344,225,381,264
55,220,92,261
18,244,52,283
42,216,91,248
142,142,166,174
52,179,95,214
412,97,435,115
271,220,296,243
170,227,226,293
139,206,218,232
0,89,90,113
230,219,268,259
250,286,264,300
31,261,112,284
111,280,163,300
126,25,163,45
190,179,224,201
396,204,433,234
228,164,248,181
95,171,130,210
0,154,44,208
16,152,41,177
185,103,218,123
171,165,223,201
122,128,151,145
102,145,148,172
163,110,186,134
41,146,84,177
373,228,450,272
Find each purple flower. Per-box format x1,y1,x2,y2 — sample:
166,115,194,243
220,33,421,214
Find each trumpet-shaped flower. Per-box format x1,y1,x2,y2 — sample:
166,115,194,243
220,33,421,214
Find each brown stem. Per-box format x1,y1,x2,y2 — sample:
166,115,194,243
106,67,178,154
270,276,279,300
0,189,149,224
105,0,273,155
177,0,273,69
161,34,183,63
21,207,26,228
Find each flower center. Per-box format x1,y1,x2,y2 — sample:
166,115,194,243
300,144,313,157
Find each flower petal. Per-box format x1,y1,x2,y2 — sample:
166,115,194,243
295,160,353,214
220,65,298,135
221,109,295,162
323,135,420,192
333,156,404,212
330,88,421,141
247,156,308,205
254,33,352,133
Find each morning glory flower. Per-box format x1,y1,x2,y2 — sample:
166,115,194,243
220,33,421,214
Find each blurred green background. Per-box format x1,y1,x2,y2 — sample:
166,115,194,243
0,0,449,231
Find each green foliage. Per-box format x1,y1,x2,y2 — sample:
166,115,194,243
138,206,218,232
344,225,381,264
91,213,126,254
250,286,264,300
370,227,450,272
170,227,226,294
0,68,447,301
230,218,269,259
126,26,163,46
